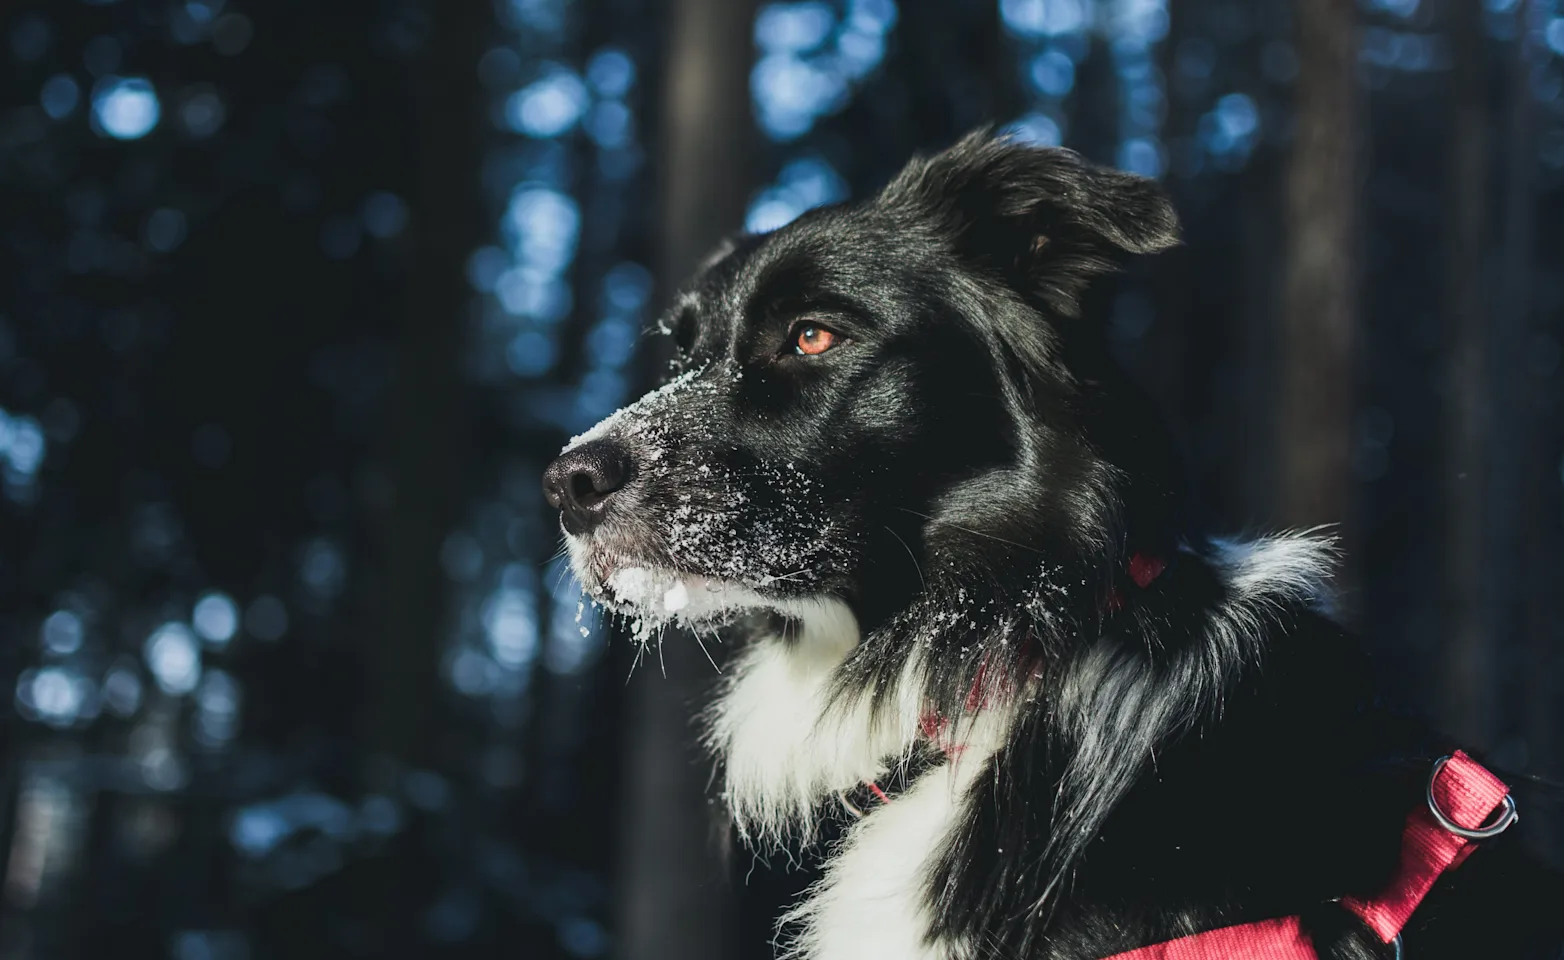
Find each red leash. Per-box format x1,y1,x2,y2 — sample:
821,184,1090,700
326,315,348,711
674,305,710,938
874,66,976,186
1104,750,1517,960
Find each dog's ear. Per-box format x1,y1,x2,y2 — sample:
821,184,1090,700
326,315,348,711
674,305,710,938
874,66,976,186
881,129,1180,313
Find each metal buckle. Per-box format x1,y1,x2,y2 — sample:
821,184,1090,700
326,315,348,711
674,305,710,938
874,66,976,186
1391,932,1403,959
1425,755,1518,840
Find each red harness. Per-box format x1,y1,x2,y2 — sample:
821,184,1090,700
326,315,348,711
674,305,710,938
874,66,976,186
848,752,1517,958
846,553,1520,958
1104,750,1517,959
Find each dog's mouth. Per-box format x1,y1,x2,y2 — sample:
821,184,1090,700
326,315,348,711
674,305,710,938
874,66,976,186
568,539,827,634
604,566,754,620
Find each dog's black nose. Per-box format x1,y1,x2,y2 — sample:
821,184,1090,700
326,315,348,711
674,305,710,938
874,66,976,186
542,439,635,535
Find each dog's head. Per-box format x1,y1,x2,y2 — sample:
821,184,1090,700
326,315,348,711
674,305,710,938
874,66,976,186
544,132,1182,644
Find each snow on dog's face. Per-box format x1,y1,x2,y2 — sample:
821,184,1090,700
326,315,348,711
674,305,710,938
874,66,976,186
543,133,1181,641
550,361,861,629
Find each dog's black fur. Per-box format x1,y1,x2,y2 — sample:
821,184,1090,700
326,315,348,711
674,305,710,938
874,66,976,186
546,131,1564,959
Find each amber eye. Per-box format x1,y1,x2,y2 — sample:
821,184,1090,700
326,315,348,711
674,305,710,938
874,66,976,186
793,324,839,356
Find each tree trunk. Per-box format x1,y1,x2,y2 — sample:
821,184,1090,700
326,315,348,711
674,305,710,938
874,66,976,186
1276,0,1359,550
356,1,484,945
614,0,758,956
1439,0,1494,748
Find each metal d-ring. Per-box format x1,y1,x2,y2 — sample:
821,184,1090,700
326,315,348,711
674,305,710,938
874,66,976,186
1426,755,1519,840
1391,932,1403,960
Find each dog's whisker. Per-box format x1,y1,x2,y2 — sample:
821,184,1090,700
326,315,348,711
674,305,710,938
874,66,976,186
547,559,574,594
758,568,814,584
692,627,722,674
883,525,927,596
624,636,646,686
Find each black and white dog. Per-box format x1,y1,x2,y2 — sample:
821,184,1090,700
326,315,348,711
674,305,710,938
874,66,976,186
543,132,1564,959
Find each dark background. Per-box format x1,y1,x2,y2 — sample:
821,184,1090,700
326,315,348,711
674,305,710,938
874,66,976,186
1,0,1561,957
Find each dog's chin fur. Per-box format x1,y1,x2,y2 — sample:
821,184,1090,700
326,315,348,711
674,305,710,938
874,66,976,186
551,133,1564,960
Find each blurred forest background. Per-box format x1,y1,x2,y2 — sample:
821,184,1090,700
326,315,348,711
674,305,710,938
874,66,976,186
1,0,1562,957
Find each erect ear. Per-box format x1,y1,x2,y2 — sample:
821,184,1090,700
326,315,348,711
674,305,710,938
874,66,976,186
880,129,1181,313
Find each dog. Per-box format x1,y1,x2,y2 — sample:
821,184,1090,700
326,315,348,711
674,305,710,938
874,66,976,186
543,131,1564,959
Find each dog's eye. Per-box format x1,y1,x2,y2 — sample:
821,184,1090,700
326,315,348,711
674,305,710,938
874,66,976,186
791,323,841,356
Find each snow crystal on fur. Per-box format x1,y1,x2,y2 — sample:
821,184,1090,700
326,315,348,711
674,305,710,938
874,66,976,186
563,361,852,624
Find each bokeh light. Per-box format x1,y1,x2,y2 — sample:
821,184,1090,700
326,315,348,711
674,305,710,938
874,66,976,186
146,208,189,253
1000,0,1088,38
586,47,635,97
179,86,227,137
363,191,410,239
101,664,144,718
40,73,80,120
245,596,289,641
745,155,848,232
144,623,202,696
193,592,240,645
41,610,84,656
91,76,161,140
750,0,896,140
506,67,590,137
16,666,95,728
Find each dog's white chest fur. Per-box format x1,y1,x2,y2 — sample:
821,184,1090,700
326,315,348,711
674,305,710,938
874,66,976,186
705,599,998,958
780,760,976,959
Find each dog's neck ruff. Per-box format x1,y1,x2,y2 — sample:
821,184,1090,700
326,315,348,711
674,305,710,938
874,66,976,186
843,550,1171,814
1104,751,1516,960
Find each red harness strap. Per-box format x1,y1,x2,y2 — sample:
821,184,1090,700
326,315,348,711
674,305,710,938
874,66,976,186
846,551,1516,956
1103,751,1516,960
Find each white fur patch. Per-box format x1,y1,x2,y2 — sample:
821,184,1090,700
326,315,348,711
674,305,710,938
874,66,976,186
778,759,981,960
704,605,926,846
603,566,832,624
1203,531,1339,652
1209,530,1338,609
